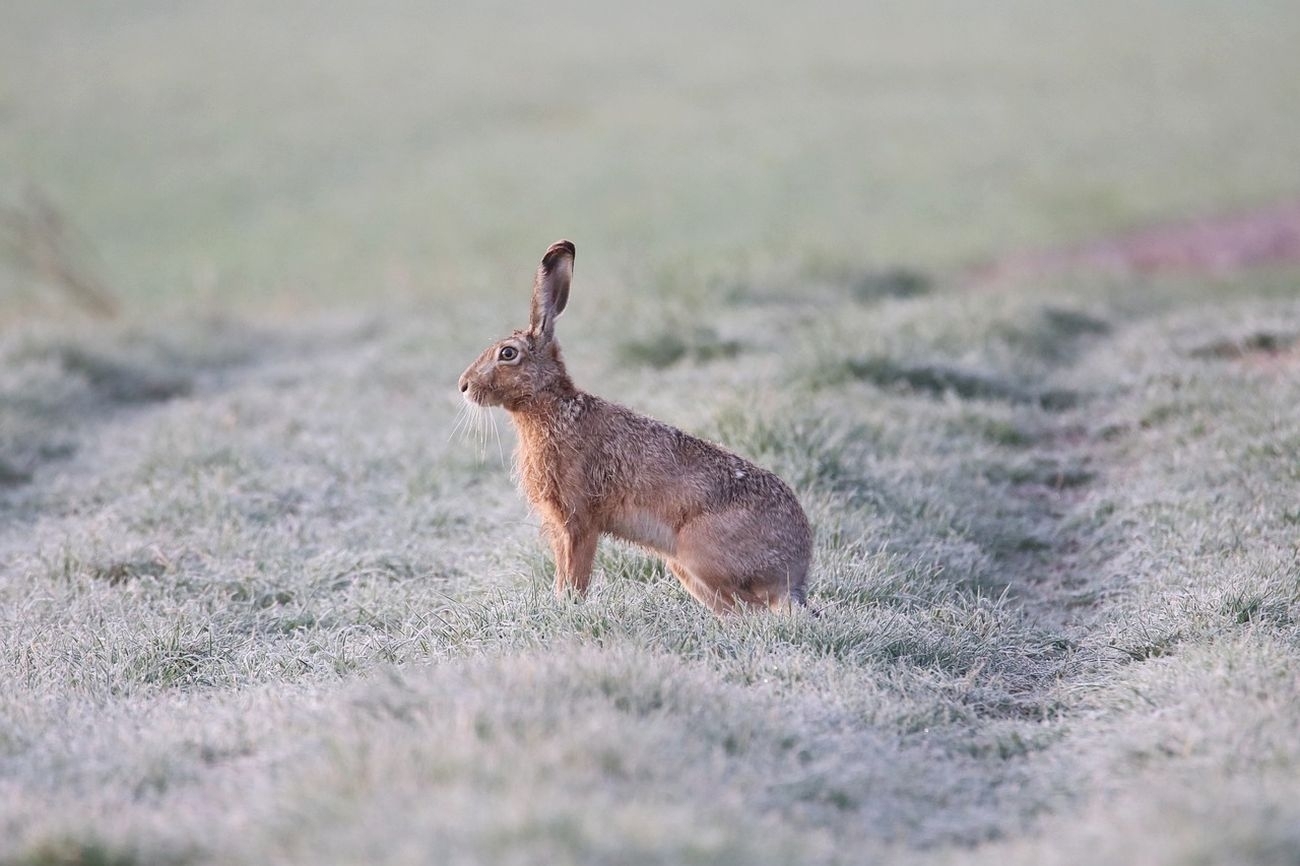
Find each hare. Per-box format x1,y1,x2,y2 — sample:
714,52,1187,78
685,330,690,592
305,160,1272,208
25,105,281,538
458,240,812,613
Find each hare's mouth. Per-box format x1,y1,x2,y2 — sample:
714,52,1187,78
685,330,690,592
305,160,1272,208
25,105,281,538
462,385,499,407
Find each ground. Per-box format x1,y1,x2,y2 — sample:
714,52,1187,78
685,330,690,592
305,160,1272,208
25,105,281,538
1,2,1299,865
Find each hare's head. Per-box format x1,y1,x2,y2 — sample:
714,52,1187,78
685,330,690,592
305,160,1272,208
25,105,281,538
459,240,575,410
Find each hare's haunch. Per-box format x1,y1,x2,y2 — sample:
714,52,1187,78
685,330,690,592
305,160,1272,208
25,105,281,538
458,240,812,613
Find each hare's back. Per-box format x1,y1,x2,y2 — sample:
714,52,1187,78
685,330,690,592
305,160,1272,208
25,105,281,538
594,398,803,516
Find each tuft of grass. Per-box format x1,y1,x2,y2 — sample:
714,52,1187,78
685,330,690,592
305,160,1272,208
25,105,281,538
0,187,119,318
811,353,1088,412
1042,306,1111,337
6,840,187,866
849,268,932,303
838,356,1024,401
90,555,169,587
55,348,191,404
992,306,1113,363
1188,329,1296,359
0,320,264,493
617,325,742,369
0,457,35,486
983,455,1096,490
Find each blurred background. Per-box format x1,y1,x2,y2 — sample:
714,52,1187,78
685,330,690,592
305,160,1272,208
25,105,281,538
4,0,1300,317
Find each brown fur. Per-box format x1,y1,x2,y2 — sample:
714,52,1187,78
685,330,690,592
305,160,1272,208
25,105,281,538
458,240,812,614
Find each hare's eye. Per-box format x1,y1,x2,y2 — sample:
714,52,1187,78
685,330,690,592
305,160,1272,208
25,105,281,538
498,346,518,362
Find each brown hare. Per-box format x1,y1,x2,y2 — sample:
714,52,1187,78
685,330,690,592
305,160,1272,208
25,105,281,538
458,240,812,614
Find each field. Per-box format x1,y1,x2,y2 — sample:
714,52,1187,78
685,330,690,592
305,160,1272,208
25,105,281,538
2,2,1300,864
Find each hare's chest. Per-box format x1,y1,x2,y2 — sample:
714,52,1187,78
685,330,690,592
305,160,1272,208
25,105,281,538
515,438,579,516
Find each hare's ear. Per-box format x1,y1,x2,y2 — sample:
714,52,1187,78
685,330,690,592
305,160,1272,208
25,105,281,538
529,240,575,343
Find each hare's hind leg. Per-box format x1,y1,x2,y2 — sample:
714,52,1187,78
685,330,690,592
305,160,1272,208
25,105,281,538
667,555,782,615
672,512,807,613
666,560,737,614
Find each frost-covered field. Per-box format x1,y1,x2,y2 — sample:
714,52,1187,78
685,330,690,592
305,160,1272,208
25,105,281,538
2,3,1299,864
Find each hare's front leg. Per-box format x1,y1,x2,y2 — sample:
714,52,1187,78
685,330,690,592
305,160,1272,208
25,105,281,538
546,521,598,599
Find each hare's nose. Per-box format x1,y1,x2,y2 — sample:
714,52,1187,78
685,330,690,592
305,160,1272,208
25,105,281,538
459,379,469,393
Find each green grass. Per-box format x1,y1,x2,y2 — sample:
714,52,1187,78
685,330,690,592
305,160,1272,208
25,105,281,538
2,2,1300,865
5,0,1300,309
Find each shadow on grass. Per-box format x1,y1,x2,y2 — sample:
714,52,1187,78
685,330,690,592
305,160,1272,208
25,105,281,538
812,356,1083,411
617,325,742,370
1188,329,1296,359
849,268,932,303
0,320,263,490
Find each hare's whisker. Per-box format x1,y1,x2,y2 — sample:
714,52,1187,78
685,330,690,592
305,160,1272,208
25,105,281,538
490,409,506,466
456,405,476,447
474,404,488,460
448,402,470,442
